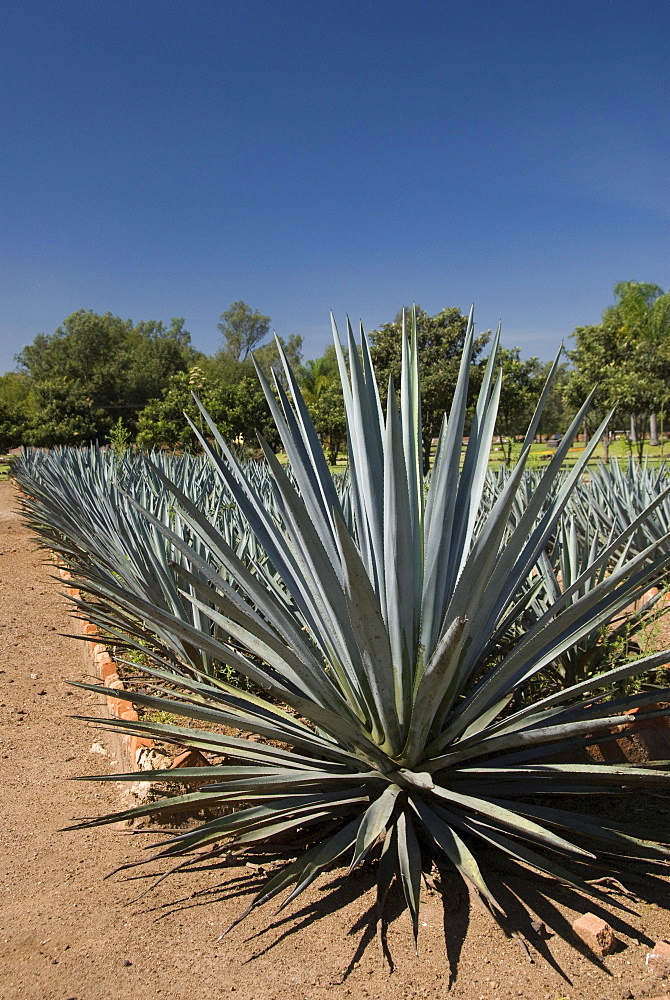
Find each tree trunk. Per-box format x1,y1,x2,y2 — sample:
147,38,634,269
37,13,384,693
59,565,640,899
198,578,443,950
422,431,433,474
582,418,589,445
500,433,513,465
661,410,666,455
650,411,659,447
636,415,647,463
601,430,610,463
630,413,637,443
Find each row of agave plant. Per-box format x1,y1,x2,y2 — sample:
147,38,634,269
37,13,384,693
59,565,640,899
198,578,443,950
18,414,670,696
15,308,670,953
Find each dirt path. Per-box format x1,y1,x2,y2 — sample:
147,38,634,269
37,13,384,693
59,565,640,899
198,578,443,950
1,480,669,1000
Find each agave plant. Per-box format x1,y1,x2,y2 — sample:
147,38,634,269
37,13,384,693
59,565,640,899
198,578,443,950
507,513,668,701
17,308,670,951
586,457,670,556
16,445,290,676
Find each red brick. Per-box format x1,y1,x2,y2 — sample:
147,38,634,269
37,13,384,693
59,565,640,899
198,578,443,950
169,749,209,769
624,705,670,729
572,912,617,955
107,695,130,717
99,658,117,682
106,677,124,690
120,709,139,723
130,735,154,752
623,705,670,761
647,940,670,978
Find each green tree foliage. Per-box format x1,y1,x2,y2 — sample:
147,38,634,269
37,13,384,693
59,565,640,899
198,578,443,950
535,359,570,442
298,345,347,465
0,372,32,450
494,348,545,463
253,333,303,381
136,368,278,452
217,300,271,361
207,331,304,386
603,281,669,338
370,306,490,467
16,311,195,446
566,281,670,460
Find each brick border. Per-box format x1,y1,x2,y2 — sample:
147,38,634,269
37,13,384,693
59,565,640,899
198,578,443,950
58,566,155,771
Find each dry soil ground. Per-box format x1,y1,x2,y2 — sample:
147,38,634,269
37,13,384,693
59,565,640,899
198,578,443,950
1,479,670,1000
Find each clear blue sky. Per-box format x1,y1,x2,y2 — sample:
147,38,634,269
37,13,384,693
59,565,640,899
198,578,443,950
1,0,668,374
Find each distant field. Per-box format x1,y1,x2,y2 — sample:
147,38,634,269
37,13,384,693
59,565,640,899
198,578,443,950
315,437,670,474
490,437,669,470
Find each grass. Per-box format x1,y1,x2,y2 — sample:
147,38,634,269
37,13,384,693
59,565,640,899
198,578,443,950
143,709,182,726
307,436,670,475
501,436,669,470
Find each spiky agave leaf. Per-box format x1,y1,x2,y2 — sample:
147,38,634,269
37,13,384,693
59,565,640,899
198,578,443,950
16,307,670,952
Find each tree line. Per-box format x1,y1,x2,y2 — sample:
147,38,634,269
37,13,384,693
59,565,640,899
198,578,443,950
1,282,667,461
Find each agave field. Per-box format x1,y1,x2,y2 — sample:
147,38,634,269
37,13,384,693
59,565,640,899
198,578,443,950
15,309,670,956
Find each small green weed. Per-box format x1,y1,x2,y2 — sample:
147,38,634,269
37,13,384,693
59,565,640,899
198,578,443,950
144,709,181,726
109,417,131,457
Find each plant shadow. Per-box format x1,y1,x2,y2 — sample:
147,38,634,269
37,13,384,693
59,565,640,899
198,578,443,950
117,834,669,983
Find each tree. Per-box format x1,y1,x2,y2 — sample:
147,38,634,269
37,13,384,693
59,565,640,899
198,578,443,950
26,376,108,446
16,311,194,445
0,372,32,450
604,282,670,447
535,359,571,442
136,367,278,452
566,282,670,461
494,348,545,464
136,370,206,450
298,345,347,466
205,331,303,401
253,333,303,381
217,301,271,361
370,306,490,468
566,322,624,460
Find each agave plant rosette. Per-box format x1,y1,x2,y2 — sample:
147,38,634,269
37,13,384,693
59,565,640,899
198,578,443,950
18,308,670,947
